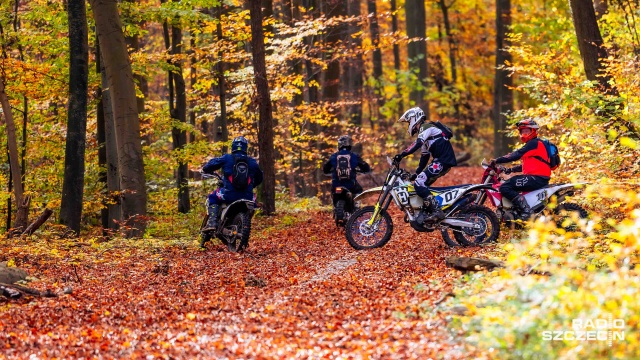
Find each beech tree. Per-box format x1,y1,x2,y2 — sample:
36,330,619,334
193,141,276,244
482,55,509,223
90,0,147,237
249,0,276,214
60,0,89,235
493,0,514,157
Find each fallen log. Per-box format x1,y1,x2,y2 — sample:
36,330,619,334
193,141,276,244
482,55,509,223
1,285,22,299
445,256,505,272
0,262,28,284
0,282,58,297
22,208,53,236
446,256,553,276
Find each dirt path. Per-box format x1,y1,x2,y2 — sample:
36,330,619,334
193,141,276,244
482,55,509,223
1,168,491,358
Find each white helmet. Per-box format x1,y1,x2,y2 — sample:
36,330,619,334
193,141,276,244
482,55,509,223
398,107,426,137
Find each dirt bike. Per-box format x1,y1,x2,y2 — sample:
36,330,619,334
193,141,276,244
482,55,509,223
474,160,588,230
199,173,259,252
329,171,371,227
345,157,500,249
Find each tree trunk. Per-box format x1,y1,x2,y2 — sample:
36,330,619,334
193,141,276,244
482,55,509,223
404,0,429,113
493,0,514,157
90,0,147,237
0,79,28,229
6,151,11,231
283,0,303,196
390,0,400,72
22,208,53,236
60,0,89,235
322,0,345,104
368,0,383,115
124,0,147,120
249,0,276,214
302,0,319,197
344,0,363,125
568,0,616,95
214,5,229,152
162,8,190,214
98,40,122,232
263,0,274,19
96,38,109,231
13,0,27,190
593,0,608,20
437,0,457,85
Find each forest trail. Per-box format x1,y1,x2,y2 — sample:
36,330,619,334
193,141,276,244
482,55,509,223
1,168,491,358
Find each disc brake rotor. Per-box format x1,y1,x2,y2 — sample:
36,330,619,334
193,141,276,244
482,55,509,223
358,220,378,237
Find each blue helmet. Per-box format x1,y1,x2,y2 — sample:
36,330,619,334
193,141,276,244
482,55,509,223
231,136,248,153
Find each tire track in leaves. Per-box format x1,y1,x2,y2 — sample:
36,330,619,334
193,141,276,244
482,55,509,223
0,167,492,358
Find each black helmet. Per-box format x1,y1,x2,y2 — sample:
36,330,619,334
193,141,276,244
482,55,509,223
231,136,248,153
337,135,352,150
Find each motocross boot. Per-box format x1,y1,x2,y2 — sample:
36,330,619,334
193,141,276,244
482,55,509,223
423,195,445,222
513,195,532,221
202,203,220,232
416,195,445,224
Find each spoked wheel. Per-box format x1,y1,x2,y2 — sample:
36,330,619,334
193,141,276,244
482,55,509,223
552,202,588,231
225,212,252,252
345,206,394,250
447,205,500,247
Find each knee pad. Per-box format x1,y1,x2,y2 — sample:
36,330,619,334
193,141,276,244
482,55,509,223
415,172,429,187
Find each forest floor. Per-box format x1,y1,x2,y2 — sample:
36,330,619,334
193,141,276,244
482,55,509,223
0,167,495,359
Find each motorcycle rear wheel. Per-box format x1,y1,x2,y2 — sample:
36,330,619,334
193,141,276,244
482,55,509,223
335,200,346,226
226,212,252,252
345,206,394,250
199,214,214,248
448,204,500,247
552,202,588,231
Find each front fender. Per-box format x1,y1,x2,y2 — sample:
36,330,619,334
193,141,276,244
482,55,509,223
353,186,384,201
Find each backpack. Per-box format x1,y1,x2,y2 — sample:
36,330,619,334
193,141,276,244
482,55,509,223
535,139,561,170
429,121,454,139
335,154,352,181
231,155,251,190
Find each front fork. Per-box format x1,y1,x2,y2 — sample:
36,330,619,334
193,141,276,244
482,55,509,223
367,186,394,225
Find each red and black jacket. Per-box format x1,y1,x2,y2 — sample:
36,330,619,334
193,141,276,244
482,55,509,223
495,137,551,177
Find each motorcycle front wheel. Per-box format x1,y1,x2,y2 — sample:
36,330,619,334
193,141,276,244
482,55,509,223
345,206,394,250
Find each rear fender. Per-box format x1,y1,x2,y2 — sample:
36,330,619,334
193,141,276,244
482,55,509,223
332,187,353,204
220,199,255,222
444,193,475,216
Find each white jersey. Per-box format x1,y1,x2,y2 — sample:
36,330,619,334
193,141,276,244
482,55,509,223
417,127,444,155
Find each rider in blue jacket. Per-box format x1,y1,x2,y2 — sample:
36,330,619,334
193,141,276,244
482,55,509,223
201,136,263,231
323,135,371,195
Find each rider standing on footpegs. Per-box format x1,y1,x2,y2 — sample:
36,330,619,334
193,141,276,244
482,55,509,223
201,136,264,232
394,107,457,223
323,135,371,196
490,119,550,221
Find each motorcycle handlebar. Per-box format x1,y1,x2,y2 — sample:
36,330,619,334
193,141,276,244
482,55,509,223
201,172,223,181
